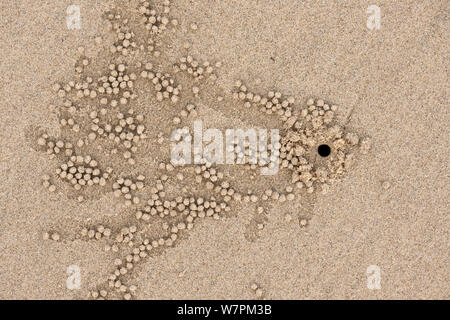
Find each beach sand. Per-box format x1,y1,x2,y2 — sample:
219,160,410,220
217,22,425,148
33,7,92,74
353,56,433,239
0,0,448,299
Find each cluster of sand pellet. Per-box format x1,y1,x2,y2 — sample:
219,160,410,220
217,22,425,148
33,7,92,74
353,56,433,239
279,98,365,194
43,231,61,242
57,155,108,190
92,186,232,299
114,225,139,246
231,82,369,196
141,64,181,103
250,282,265,299
89,109,146,163
75,55,90,74
228,136,280,173
113,175,145,206
106,12,138,57
32,1,371,300
233,80,295,118
173,56,218,81
37,134,74,158
42,175,57,193
53,77,98,100
80,225,112,241
173,103,197,124
97,63,137,107
138,0,171,34
261,187,296,202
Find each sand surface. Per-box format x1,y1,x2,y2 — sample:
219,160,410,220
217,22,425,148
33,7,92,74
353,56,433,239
0,0,448,299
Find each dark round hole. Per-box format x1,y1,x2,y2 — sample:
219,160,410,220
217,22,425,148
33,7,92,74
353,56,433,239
317,144,331,157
